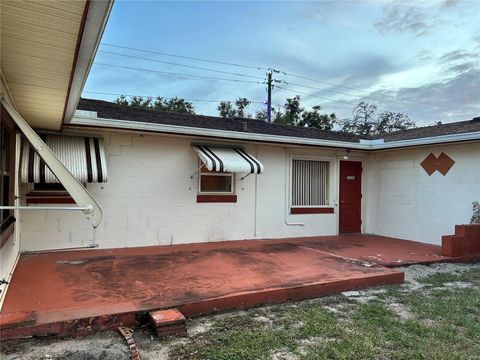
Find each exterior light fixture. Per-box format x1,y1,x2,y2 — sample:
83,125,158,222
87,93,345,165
343,149,351,160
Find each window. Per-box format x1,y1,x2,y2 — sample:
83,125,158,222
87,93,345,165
291,159,330,207
26,182,77,205
1,117,14,238
199,164,234,194
33,183,67,192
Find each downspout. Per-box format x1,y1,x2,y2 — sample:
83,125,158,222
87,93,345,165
253,145,258,237
284,148,304,227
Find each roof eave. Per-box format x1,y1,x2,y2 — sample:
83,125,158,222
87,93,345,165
70,114,480,150
70,114,371,150
62,0,114,124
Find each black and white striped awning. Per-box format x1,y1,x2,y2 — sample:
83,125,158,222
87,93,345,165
193,145,264,174
21,134,108,183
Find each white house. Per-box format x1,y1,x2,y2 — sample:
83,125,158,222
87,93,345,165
12,98,480,254
0,0,479,308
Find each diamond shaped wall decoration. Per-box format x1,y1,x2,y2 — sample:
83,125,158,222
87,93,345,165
420,153,438,176
420,152,455,176
437,152,455,175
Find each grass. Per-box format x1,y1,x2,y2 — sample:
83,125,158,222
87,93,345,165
168,266,480,360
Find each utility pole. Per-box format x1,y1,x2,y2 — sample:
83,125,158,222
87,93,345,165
266,70,272,123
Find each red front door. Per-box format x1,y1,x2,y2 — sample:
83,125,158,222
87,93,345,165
339,161,362,234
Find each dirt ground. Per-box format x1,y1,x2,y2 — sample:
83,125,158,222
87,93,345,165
1,262,479,360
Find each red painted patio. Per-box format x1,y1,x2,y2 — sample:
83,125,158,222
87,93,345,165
0,234,471,340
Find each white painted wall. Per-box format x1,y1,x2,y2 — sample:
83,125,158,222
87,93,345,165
19,130,479,251
20,131,350,251
364,142,480,245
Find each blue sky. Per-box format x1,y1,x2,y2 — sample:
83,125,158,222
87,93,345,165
83,0,480,125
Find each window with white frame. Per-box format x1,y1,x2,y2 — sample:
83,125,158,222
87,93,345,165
291,159,330,206
199,163,234,194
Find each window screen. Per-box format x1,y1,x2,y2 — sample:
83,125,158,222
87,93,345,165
292,159,329,206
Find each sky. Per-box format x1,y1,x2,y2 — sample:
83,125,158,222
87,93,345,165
83,0,480,126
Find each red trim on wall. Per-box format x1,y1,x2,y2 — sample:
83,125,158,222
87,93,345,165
197,194,237,203
290,207,334,214
26,196,76,205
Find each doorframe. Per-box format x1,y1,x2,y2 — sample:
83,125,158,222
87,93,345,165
336,157,365,235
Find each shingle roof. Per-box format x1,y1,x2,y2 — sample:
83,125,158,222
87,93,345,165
77,98,480,144
379,118,480,142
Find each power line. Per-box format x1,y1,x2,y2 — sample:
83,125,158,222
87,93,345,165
93,63,263,84
283,80,417,108
99,43,438,109
83,90,265,104
284,72,441,108
276,86,396,114
97,50,265,80
101,43,269,71
276,85,358,107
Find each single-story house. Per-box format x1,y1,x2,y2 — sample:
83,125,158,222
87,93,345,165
0,0,479,310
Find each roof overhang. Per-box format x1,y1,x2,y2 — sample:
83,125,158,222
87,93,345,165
0,0,113,130
69,112,480,151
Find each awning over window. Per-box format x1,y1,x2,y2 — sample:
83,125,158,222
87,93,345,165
21,135,108,183
193,145,264,174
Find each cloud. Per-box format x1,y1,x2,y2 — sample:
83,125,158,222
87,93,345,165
374,1,453,37
438,50,477,64
375,4,431,37
441,0,462,8
437,49,479,75
417,49,434,61
361,68,480,124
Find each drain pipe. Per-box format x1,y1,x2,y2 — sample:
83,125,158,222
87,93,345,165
284,149,304,227
253,145,259,237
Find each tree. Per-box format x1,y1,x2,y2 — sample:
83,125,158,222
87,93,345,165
153,97,195,114
340,101,415,135
113,95,195,114
235,98,251,118
298,105,336,130
217,101,236,118
217,97,252,118
376,111,416,133
274,96,303,126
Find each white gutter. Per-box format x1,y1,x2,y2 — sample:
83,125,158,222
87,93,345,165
71,115,372,150
63,0,114,123
71,114,480,151
368,131,480,150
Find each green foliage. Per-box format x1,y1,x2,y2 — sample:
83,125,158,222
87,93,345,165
217,97,252,118
340,101,415,135
273,96,337,130
113,95,195,114
299,105,337,131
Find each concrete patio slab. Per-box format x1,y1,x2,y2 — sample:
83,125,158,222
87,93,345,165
1,234,471,340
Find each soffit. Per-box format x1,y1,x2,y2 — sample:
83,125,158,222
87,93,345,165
1,0,87,130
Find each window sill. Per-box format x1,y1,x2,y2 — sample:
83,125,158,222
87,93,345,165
290,207,334,214
197,194,237,203
26,193,75,205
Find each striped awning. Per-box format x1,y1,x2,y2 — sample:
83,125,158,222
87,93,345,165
21,134,108,183
193,145,264,174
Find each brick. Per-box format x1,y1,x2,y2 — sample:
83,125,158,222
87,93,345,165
441,235,465,257
149,308,186,338
149,308,185,327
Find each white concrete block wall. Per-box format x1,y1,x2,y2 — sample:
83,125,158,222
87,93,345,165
364,142,480,245
20,129,477,251
19,131,350,251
